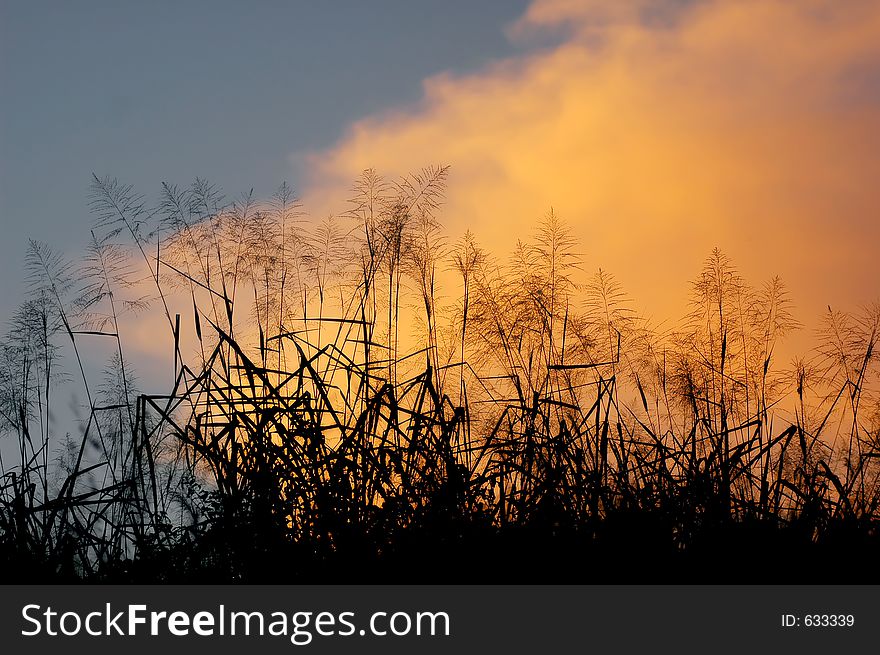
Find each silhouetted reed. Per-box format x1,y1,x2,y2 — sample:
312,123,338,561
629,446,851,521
1,168,878,582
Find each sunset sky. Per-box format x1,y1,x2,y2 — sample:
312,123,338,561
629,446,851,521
302,0,880,327
2,0,879,346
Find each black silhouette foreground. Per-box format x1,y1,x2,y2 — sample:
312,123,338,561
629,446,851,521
2,169,878,582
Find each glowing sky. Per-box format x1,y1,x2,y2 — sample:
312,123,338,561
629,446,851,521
2,0,879,374
301,0,880,326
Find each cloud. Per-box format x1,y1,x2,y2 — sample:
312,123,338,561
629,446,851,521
298,0,880,327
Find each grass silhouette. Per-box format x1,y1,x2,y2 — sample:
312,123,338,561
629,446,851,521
1,168,878,582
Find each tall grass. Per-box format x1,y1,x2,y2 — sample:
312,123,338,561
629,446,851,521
1,168,878,582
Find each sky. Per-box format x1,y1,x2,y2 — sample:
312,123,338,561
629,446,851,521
302,0,880,327
0,0,529,313
2,0,879,356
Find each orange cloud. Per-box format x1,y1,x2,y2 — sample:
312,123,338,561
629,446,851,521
298,0,880,331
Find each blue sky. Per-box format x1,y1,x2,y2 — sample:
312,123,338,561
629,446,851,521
0,0,529,315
